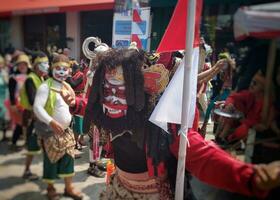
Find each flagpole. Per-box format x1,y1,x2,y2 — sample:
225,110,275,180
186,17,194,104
175,0,197,199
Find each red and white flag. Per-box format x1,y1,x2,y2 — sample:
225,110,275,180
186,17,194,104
131,0,143,48
149,0,203,132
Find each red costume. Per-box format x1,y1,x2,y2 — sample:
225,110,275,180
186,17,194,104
67,70,87,98
225,90,264,141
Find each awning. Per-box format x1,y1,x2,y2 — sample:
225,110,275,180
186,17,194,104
0,0,114,17
233,2,280,40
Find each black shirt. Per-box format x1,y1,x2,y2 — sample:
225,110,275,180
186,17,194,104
112,132,148,173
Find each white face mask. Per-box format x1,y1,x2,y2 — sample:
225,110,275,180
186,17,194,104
52,67,69,82
38,62,49,74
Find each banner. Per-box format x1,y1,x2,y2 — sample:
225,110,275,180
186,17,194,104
112,1,151,50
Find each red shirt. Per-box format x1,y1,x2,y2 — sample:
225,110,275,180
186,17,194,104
225,90,263,128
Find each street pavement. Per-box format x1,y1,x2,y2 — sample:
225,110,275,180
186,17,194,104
0,131,106,200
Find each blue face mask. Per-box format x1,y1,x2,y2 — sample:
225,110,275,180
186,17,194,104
38,62,49,74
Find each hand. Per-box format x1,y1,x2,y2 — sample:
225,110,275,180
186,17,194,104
254,161,280,190
197,93,202,99
49,120,64,135
60,81,76,107
214,101,225,109
223,103,235,113
215,59,227,69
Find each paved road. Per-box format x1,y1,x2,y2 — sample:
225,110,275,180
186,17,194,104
0,131,106,200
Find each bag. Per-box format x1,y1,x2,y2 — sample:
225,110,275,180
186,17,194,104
34,120,53,138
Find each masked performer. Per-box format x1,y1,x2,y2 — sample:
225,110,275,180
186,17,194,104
61,48,280,199
18,52,49,180
82,37,110,178
33,54,82,200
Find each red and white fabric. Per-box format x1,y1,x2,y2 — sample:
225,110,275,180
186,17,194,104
149,0,203,132
131,0,143,49
234,2,280,40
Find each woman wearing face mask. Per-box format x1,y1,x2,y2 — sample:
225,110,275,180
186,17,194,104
19,52,50,180
33,54,82,200
8,53,30,150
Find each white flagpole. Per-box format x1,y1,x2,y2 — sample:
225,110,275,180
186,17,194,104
175,0,197,199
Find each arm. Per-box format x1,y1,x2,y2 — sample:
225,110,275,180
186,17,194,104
34,84,65,135
8,77,17,105
69,97,88,116
25,78,36,106
225,90,252,108
33,84,53,125
197,82,205,97
198,59,224,84
66,75,83,88
170,131,268,197
59,81,88,116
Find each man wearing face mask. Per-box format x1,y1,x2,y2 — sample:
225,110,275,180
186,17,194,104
19,52,49,180
61,48,280,199
33,54,82,200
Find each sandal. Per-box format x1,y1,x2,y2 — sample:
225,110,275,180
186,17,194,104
47,187,60,200
22,171,39,181
87,166,105,178
64,188,83,200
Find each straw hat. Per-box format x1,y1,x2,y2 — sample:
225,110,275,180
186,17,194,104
15,54,31,68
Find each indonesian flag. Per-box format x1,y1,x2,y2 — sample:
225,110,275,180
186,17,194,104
149,0,203,132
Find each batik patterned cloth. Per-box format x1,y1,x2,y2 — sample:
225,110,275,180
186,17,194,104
99,173,173,200
43,128,75,163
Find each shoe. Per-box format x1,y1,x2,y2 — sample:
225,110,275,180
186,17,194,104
87,166,105,178
22,171,39,181
64,189,83,200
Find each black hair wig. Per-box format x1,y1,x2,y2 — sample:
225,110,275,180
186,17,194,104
83,48,147,148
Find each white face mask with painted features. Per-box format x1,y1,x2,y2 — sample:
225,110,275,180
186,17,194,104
38,62,49,75
103,66,128,118
52,66,69,82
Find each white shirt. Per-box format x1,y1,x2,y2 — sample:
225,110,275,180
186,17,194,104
34,80,72,129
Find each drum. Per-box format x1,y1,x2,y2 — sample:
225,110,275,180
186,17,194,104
213,108,244,137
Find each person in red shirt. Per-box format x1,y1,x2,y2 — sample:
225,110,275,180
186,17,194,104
60,48,280,199
216,71,265,143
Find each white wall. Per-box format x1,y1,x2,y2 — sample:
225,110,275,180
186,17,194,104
11,16,23,50
66,12,81,60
